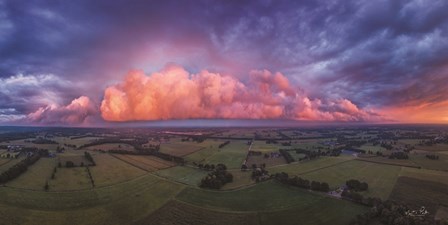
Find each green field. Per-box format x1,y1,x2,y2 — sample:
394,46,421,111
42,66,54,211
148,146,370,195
160,139,221,157
49,167,92,191
399,167,448,185
1,126,447,224
7,158,57,190
176,181,368,225
84,143,135,151
154,166,209,186
409,153,448,171
0,175,184,225
389,176,448,213
90,153,146,187
300,160,402,199
203,141,249,169
269,156,353,175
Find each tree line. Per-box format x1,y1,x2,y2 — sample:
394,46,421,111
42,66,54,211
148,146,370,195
0,150,45,183
218,141,230,148
274,172,330,192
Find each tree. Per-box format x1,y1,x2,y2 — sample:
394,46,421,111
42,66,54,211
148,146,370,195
44,181,49,191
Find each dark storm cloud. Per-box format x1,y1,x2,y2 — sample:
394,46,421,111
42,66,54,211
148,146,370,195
1,0,448,124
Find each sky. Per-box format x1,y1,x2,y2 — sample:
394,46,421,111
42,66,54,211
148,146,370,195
0,0,448,126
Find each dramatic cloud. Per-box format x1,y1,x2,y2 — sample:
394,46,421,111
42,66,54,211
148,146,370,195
101,65,382,122
24,96,97,126
1,0,448,124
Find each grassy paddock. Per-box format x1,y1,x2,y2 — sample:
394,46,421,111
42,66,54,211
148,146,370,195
49,167,92,191
154,166,208,186
301,160,401,199
90,153,146,187
6,157,57,190
204,141,249,169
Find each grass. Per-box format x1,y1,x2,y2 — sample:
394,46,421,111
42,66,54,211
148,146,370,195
399,167,448,185
246,154,287,167
0,156,22,173
159,139,218,157
49,167,92,191
409,153,448,171
415,143,448,152
177,180,338,211
268,156,353,175
0,175,184,225
111,154,174,172
89,153,146,187
176,181,367,225
355,157,419,168
184,144,220,163
301,160,401,199
221,170,254,190
135,200,259,225
154,166,209,186
6,158,57,190
258,196,368,225
84,143,135,151
389,176,448,213
204,141,249,169
251,141,279,152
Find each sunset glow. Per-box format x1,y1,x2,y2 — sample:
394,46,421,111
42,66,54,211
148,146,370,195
1,0,447,126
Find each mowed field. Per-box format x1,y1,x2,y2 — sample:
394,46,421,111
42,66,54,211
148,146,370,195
0,175,184,225
154,166,209,186
112,154,175,172
269,156,353,175
90,153,147,187
176,181,368,225
160,139,221,157
203,141,249,169
300,160,402,199
6,157,56,190
84,143,136,152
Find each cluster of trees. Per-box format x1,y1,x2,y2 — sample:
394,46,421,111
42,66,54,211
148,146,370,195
251,164,269,182
346,179,369,192
426,154,439,160
342,190,381,206
279,149,295,163
195,163,218,171
218,141,230,148
274,172,330,192
281,141,292,146
32,138,58,144
248,150,262,156
381,143,394,150
389,152,409,159
349,199,439,225
0,152,42,183
199,164,233,189
84,151,96,165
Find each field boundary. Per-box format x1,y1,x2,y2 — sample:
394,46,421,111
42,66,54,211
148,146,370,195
355,158,421,168
110,153,152,172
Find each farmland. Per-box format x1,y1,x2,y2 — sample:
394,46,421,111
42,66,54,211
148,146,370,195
0,125,447,224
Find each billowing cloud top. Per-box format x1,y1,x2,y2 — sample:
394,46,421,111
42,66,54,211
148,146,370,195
101,64,382,122
1,0,448,125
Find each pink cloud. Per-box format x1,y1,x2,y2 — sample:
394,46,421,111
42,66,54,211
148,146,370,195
26,96,97,125
101,64,383,122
